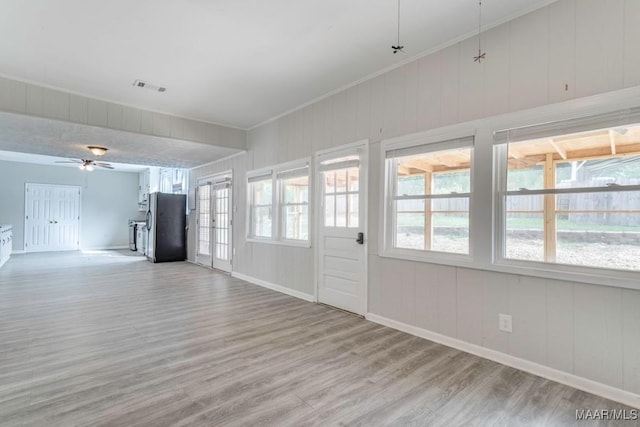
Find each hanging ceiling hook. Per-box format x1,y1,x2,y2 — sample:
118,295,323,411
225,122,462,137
391,0,404,54
473,0,486,63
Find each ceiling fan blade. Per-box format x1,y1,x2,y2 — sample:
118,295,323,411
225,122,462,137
95,164,114,169
55,160,82,164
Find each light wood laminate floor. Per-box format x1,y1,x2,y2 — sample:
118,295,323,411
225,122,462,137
0,251,636,426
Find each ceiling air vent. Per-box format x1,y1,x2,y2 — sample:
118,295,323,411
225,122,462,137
133,79,167,93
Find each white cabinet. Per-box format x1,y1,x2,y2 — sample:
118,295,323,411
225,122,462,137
136,225,147,255
0,225,12,269
138,169,150,204
138,168,160,210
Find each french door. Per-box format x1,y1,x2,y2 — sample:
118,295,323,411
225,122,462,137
25,184,81,252
196,173,232,272
316,142,368,315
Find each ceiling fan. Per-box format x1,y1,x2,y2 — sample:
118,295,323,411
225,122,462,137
55,158,114,171
55,146,114,171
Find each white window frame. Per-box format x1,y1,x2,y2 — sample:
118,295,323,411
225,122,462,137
247,169,274,241
380,129,475,264
278,166,310,243
493,108,640,284
246,158,311,247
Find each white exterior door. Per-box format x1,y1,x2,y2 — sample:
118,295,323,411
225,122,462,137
317,143,367,315
212,182,232,272
195,183,213,266
25,184,80,252
195,174,233,272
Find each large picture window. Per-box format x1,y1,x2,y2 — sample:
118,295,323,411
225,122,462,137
497,120,640,272
383,136,473,258
247,160,310,245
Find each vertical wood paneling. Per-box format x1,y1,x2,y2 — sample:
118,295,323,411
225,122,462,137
355,81,371,141
440,44,460,126
573,283,623,388
121,106,141,133
575,0,624,97
437,265,457,337
170,116,187,140
107,103,122,129
548,0,576,103
330,91,348,147
311,98,332,153
622,289,640,394
26,85,44,116
383,67,404,139
152,113,171,137
482,24,510,118
401,62,419,136
416,52,442,132
140,110,153,134
42,88,69,121
458,36,484,122
546,279,574,373
369,75,385,141
87,99,108,127
69,95,88,124
413,263,439,332
481,271,512,353
509,276,547,365
509,8,549,112
623,0,640,88
379,257,404,321
0,77,26,113
456,268,483,345
343,86,358,144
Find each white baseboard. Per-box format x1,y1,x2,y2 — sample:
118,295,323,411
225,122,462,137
80,246,130,251
366,313,640,410
231,272,316,303
11,250,25,255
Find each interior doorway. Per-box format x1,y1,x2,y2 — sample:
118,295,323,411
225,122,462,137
24,183,81,252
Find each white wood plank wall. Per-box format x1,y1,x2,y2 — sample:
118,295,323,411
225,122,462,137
187,0,640,401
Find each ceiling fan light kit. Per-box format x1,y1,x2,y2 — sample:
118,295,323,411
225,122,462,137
55,146,114,171
87,146,108,157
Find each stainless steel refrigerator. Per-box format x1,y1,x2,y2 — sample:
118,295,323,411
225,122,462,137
146,192,186,263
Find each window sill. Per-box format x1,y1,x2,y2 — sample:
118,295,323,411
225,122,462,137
246,237,311,249
492,258,640,291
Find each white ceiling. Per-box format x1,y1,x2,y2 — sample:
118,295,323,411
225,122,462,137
0,150,150,172
0,112,242,169
0,0,556,130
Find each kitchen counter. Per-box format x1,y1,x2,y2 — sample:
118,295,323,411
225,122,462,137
1,225,12,269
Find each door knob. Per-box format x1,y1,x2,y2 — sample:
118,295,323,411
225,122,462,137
356,232,364,245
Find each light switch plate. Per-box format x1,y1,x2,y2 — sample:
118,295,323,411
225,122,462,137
499,313,513,333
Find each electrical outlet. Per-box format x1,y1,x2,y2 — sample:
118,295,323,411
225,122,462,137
499,313,513,333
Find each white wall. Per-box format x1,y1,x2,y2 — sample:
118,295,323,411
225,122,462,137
188,0,640,406
0,160,140,250
0,77,246,150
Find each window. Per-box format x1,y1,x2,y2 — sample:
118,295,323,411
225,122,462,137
320,156,359,228
247,160,310,244
278,167,309,241
383,136,474,258
497,120,640,272
248,173,273,239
